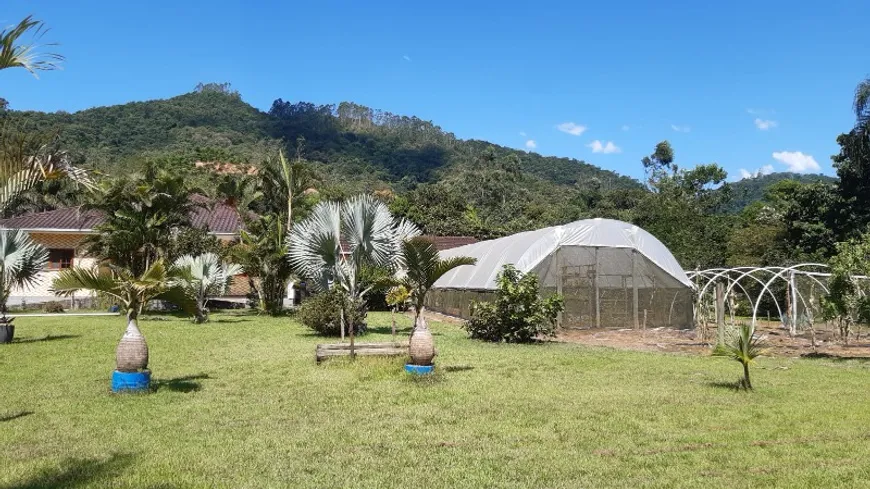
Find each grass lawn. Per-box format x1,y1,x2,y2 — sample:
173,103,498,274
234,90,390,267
2,312,870,488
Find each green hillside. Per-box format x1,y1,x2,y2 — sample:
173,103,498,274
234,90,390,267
725,172,837,213
4,85,642,238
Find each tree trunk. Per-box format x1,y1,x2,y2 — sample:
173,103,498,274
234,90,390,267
742,362,752,390
391,309,396,343
116,318,149,372
348,303,356,359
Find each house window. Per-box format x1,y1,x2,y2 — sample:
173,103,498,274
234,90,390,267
47,249,74,270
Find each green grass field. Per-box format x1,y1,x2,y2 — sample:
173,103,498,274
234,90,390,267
2,312,870,488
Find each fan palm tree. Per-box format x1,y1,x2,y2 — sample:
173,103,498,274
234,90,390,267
173,253,242,323
0,16,64,76
289,194,419,355
724,323,767,390
52,260,195,372
0,229,48,340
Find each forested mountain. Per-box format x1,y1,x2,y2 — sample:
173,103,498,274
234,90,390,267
724,172,837,213
4,85,646,238
5,81,869,271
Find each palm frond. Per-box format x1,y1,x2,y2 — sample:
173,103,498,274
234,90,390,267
0,16,64,76
0,228,48,293
51,266,124,302
288,200,341,289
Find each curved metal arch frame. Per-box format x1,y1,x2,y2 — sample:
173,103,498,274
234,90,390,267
688,264,832,328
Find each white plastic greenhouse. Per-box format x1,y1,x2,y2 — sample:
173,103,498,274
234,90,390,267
428,218,694,329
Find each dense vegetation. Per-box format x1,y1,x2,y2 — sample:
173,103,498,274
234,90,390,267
4,77,870,271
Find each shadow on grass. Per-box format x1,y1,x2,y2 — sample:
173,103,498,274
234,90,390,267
801,352,870,362
707,381,743,391
0,410,33,422
209,317,254,324
443,365,474,373
6,453,134,489
153,374,211,393
367,326,413,336
13,334,80,344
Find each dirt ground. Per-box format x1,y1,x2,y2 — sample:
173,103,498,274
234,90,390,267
423,311,870,359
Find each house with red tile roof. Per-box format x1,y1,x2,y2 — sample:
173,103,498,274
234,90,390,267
0,204,476,307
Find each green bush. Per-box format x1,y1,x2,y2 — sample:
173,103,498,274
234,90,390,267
42,301,66,313
297,288,367,336
465,265,564,343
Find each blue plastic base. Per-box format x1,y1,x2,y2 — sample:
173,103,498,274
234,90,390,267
112,370,151,393
405,364,434,375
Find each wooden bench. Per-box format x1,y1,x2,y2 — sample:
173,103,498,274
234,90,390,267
315,342,408,363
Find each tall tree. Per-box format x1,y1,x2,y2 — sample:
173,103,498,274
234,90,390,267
83,166,199,276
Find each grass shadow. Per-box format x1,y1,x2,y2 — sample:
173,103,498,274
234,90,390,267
443,365,475,373
366,325,413,336
209,318,254,324
153,373,211,393
0,410,33,422
13,334,80,344
801,352,870,362
6,452,134,489
707,381,742,391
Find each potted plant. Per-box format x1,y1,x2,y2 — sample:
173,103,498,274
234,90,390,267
52,260,196,391
396,237,475,369
0,229,49,343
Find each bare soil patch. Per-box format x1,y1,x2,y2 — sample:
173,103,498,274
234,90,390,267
556,320,870,359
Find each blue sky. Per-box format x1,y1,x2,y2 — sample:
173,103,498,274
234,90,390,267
3,0,867,181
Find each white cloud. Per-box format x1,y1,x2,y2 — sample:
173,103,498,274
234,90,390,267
525,139,537,150
586,140,622,154
671,124,691,133
556,122,587,136
737,164,775,180
754,118,778,130
519,131,527,137
403,55,411,62
621,125,630,131
772,151,820,173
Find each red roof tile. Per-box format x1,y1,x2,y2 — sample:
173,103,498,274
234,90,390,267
0,202,242,235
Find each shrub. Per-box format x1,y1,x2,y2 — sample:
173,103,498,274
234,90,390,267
42,301,65,313
297,288,367,336
465,265,564,343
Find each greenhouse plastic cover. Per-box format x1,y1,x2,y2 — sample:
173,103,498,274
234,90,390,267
434,218,692,290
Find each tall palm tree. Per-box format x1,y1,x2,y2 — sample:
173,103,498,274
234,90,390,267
0,229,48,341
724,323,767,390
173,253,242,323
52,260,195,372
289,194,419,355
0,16,64,75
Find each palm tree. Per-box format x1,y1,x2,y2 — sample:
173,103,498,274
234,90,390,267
289,194,419,355
394,237,475,366
173,253,242,323
397,237,476,326
0,229,48,342
52,260,195,372
231,215,293,315
385,285,409,342
0,16,64,76
724,323,767,390
0,126,95,216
